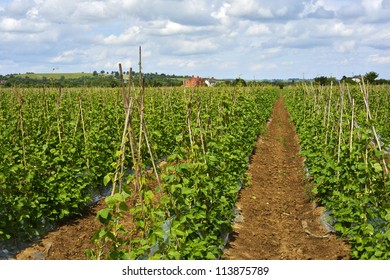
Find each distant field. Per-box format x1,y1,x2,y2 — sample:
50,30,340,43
18,72,94,79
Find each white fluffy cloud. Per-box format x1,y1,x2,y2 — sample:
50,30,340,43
368,54,390,64
0,0,390,79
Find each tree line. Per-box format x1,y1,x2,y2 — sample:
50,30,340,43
314,71,389,86
0,72,187,88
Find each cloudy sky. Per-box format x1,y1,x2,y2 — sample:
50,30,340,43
0,0,390,79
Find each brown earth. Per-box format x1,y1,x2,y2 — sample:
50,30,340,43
15,200,106,260
14,94,350,260
223,94,350,260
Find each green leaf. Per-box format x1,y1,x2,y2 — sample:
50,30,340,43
119,202,129,211
168,250,181,260
153,228,167,238
181,187,195,195
60,209,70,218
373,163,382,173
205,252,216,259
97,208,111,220
103,174,112,186
175,134,183,142
113,193,125,202
366,224,374,235
105,195,118,207
175,228,185,236
136,219,145,228
144,190,155,204
334,223,344,233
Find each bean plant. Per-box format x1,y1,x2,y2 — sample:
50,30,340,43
284,81,390,259
87,85,278,259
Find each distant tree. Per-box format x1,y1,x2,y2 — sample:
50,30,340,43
364,71,379,84
314,76,338,86
233,77,247,87
341,75,355,84
376,79,389,85
100,70,105,75
220,80,232,86
93,70,98,76
314,76,328,86
328,76,337,84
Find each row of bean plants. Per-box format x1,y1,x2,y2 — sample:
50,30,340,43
87,85,279,259
284,82,390,259
0,87,128,241
0,84,278,259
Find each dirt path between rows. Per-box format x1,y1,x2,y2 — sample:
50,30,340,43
14,94,350,260
224,96,349,260
223,94,350,260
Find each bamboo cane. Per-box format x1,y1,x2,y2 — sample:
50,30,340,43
360,77,389,175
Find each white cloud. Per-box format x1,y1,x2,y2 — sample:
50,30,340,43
211,2,231,24
245,23,271,35
362,0,382,12
156,57,198,70
227,0,273,19
250,62,277,71
368,54,390,64
50,49,85,63
0,59,19,72
300,0,336,18
170,38,219,55
319,22,354,37
102,26,142,45
73,1,116,22
0,17,48,33
1,0,390,79
26,7,39,19
159,21,210,35
360,0,390,22
7,0,35,15
334,40,356,53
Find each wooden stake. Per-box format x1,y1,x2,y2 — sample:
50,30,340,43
78,97,90,169
350,98,354,155
337,86,344,164
360,77,389,175
119,63,129,110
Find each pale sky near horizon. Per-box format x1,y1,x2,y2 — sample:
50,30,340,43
1,0,390,80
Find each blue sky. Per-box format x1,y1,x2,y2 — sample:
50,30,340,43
1,0,390,79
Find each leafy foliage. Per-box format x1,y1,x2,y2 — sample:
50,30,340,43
284,82,390,259
0,87,123,240
87,85,278,259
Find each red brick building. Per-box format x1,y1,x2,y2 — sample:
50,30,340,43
184,76,206,87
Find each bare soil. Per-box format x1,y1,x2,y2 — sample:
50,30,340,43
223,94,350,260
14,94,350,260
15,200,106,260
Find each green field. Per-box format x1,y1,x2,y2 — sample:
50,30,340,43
17,72,94,79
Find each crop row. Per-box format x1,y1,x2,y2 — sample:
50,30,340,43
0,87,129,240
0,85,278,260
284,82,390,259
88,85,279,260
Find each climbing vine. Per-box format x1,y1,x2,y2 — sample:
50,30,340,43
87,85,278,260
284,81,390,259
